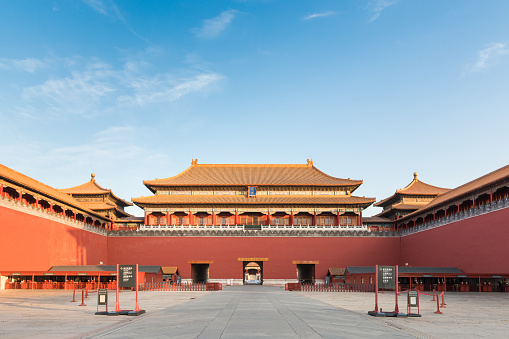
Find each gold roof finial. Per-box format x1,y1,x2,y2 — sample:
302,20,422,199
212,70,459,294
414,172,418,180
192,159,198,165
91,173,95,181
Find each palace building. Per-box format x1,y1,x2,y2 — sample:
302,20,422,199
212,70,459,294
132,159,374,229
1,160,508,288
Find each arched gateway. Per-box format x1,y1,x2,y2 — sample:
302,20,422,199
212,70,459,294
243,261,262,285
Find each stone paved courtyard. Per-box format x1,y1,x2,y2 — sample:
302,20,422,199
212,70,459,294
0,286,507,338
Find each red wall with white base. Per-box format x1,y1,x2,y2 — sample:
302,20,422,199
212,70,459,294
400,207,509,274
107,236,401,280
0,206,108,271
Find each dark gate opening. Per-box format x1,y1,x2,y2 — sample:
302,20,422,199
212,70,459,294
297,264,315,284
191,264,209,283
243,261,263,285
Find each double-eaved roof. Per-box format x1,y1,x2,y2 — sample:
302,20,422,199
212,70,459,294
61,174,132,207
134,160,374,209
143,160,363,191
60,173,132,219
374,173,449,208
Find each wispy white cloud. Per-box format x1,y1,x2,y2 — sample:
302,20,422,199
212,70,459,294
195,10,237,39
0,57,48,72
462,42,509,76
81,0,147,41
302,11,336,21
22,63,116,117
82,0,120,18
17,56,223,117
368,0,396,22
118,73,223,106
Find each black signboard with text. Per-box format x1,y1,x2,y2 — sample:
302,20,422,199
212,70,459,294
408,290,419,307
119,265,136,288
98,288,108,305
378,266,396,289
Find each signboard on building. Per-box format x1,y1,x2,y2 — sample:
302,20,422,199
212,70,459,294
119,265,136,288
378,266,396,289
248,186,256,197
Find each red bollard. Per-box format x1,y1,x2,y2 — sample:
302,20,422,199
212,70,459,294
71,288,76,302
441,292,447,308
432,289,436,301
79,290,86,306
85,286,89,299
434,294,442,314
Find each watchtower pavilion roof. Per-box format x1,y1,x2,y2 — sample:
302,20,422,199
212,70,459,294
60,173,132,207
374,173,449,207
143,159,363,192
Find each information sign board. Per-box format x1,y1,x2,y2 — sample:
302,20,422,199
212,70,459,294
378,266,396,289
98,289,108,305
119,265,136,288
408,290,419,307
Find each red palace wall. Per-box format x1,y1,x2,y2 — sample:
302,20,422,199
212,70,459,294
0,206,108,271
400,207,509,274
107,236,400,280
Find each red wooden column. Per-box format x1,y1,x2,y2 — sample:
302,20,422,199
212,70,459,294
235,211,239,225
490,191,493,203
144,211,148,225
166,212,171,225
0,183,3,197
359,211,363,226
212,211,216,225
336,211,340,226
266,212,271,226
473,197,476,208
19,190,23,203
290,211,294,226
313,211,317,226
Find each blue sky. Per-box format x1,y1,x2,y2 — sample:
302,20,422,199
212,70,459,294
1,0,509,216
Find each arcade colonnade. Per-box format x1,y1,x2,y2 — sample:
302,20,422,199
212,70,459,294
145,209,362,227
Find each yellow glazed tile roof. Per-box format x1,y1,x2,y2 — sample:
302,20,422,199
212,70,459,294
61,173,132,206
144,160,362,189
374,173,449,207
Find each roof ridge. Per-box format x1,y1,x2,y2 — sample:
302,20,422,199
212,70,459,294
194,163,309,167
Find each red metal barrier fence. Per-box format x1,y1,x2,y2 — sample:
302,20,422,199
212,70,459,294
5,281,117,290
138,282,222,291
287,283,375,292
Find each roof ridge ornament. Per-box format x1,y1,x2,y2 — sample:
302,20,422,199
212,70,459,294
91,173,95,181
307,159,313,167
192,159,198,166
414,172,418,181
